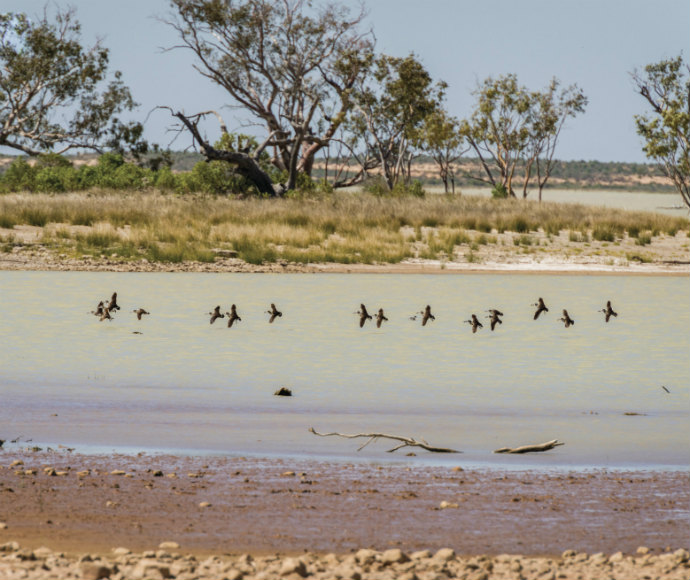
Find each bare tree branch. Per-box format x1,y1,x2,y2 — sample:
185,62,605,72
493,440,565,454
309,427,461,454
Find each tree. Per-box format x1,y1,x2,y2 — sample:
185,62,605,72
346,53,445,191
632,55,689,209
0,7,144,156
459,74,532,197
417,109,466,194
524,80,587,201
459,74,587,200
164,0,372,193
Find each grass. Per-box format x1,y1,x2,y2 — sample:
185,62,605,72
0,190,688,265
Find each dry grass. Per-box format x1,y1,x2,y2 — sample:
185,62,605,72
0,191,688,265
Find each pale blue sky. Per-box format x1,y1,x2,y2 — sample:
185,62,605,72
3,0,688,162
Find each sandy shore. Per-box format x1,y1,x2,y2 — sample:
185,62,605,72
1,247,689,275
1,449,688,579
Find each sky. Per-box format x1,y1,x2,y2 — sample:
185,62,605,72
2,0,688,162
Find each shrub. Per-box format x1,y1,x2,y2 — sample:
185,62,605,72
1,157,36,191
635,233,652,246
592,225,616,242
491,183,508,198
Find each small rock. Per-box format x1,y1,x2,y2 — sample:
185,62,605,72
411,550,431,560
198,501,212,508
159,541,180,550
112,547,131,556
80,562,113,580
439,500,459,509
433,548,456,562
131,559,172,580
10,460,23,467
355,549,377,565
24,468,37,476
0,541,20,552
333,564,362,580
32,546,53,559
280,557,307,577
225,569,245,580
153,470,164,477
609,551,624,562
0,522,7,530
274,387,292,396
381,548,409,565
282,471,296,477
110,470,126,476
674,548,689,563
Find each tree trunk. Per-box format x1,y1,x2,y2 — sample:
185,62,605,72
173,111,281,197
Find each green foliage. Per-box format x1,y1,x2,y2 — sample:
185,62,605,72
633,54,689,208
460,74,587,198
0,8,144,156
0,157,36,191
592,225,616,242
491,184,508,198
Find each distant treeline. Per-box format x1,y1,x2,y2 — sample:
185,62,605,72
0,152,674,195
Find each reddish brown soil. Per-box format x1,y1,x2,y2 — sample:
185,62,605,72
0,451,687,558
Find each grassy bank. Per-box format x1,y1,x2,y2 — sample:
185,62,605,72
1,191,688,266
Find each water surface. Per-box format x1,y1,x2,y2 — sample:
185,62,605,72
1,271,688,469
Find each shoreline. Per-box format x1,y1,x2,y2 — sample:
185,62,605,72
1,252,689,275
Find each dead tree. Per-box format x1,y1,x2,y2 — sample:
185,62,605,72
309,427,460,453
166,108,284,197
493,439,564,454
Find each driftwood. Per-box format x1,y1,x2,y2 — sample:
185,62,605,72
493,439,564,454
308,427,460,453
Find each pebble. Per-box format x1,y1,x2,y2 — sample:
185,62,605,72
159,541,180,550
0,544,688,580
80,562,113,580
110,470,126,476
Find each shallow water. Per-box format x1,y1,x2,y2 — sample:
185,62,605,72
1,271,688,469
458,188,689,217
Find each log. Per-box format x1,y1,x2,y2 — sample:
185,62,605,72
493,439,564,454
308,427,460,454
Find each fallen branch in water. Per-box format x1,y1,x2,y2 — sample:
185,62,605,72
308,427,461,453
493,439,565,454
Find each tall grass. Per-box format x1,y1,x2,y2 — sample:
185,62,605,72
0,191,687,265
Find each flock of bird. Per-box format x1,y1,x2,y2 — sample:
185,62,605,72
91,291,619,332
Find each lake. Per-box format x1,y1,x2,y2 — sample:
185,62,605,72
1,271,688,470
456,188,688,217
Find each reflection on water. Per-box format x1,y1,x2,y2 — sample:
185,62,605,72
1,271,688,469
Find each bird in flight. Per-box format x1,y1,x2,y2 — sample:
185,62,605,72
358,304,372,328
559,309,575,328
600,300,618,322
209,306,224,324
226,304,242,328
266,303,283,323
533,298,549,320
464,314,483,333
